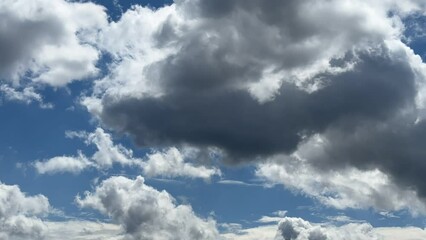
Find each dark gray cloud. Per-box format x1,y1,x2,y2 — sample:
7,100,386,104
100,46,415,162
90,0,426,204
310,115,426,198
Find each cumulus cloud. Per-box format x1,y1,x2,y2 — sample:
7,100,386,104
223,216,426,240
34,128,220,179
0,0,107,105
76,175,220,240
222,216,381,240
0,182,50,240
34,128,141,174
275,217,380,240
0,182,125,240
74,0,426,210
255,135,426,214
85,0,423,157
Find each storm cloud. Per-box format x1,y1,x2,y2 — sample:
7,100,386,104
85,0,426,203
100,48,416,161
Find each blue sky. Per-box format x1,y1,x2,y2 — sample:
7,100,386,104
1,0,426,239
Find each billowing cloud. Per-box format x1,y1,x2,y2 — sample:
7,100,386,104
76,175,220,240
223,215,426,240
275,217,379,240
0,0,107,104
77,0,426,209
0,182,50,240
85,0,423,158
255,135,426,214
34,128,220,179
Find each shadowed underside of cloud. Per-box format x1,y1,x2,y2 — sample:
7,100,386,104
80,0,426,206
100,49,416,160
76,175,220,240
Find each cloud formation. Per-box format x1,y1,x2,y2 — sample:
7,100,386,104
77,0,426,209
76,175,220,240
275,217,379,240
0,0,107,105
222,215,426,240
255,135,426,214
85,0,423,157
34,128,220,179
0,182,50,240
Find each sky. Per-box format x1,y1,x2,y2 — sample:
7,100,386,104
1,0,426,239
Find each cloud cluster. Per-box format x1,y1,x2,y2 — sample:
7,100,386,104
76,175,220,240
4,0,426,238
76,0,426,211
85,0,423,157
34,128,220,179
0,182,50,240
223,215,426,240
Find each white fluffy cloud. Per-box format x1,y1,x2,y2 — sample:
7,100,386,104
275,217,379,240
224,215,426,240
34,151,92,175
256,135,426,214
34,128,220,180
76,175,220,240
0,0,107,105
140,147,221,179
0,182,50,240
87,0,420,103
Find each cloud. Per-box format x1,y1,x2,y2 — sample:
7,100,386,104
0,85,52,108
0,0,107,104
34,151,92,175
74,0,426,211
43,221,123,240
34,128,220,180
83,0,424,160
221,224,278,240
34,128,141,174
217,180,261,187
275,217,380,240
0,182,50,240
223,216,426,240
139,147,221,179
255,135,426,214
76,175,220,240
